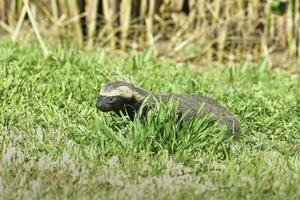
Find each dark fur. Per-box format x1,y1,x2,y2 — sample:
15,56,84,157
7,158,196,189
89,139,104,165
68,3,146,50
97,95,141,120
96,81,241,138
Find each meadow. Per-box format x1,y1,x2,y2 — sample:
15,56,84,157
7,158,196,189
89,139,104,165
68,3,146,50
0,38,299,199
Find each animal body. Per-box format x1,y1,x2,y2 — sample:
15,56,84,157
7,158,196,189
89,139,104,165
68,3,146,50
96,81,240,138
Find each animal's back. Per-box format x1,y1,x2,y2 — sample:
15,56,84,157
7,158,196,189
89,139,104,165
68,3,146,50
153,93,241,137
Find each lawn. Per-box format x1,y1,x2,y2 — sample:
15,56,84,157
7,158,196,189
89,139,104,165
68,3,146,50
0,39,299,200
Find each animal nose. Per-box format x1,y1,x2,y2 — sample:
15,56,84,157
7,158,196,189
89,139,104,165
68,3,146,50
96,96,110,112
96,101,101,109
96,96,104,109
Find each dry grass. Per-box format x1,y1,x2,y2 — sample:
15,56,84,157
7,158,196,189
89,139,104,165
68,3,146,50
0,0,299,69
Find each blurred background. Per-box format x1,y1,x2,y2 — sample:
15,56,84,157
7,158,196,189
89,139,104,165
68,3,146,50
0,0,299,70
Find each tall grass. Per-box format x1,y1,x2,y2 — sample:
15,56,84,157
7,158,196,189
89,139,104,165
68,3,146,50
0,0,299,68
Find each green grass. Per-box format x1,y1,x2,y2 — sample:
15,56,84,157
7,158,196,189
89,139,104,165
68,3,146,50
0,39,299,200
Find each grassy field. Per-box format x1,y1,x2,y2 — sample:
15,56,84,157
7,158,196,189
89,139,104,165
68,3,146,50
0,39,299,199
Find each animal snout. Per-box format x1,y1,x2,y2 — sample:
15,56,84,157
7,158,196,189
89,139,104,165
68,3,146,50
96,96,110,112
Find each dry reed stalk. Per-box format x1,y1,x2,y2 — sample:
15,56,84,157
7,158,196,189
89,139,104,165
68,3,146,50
195,0,204,27
68,0,84,48
86,0,99,49
57,0,72,41
30,1,37,21
51,0,59,22
296,0,300,60
103,0,116,49
0,20,12,33
56,0,66,36
218,18,227,61
286,5,294,54
146,0,155,47
23,0,49,57
290,0,299,60
213,0,224,62
97,24,120,47
140,0,147,16
268,0,276,41
208,2,217,62
187,0,196,26
0,0,6,22
120,0,131,50
59,12,88,27
169,0,183,12
11,5,26,43
50,0,60,42
138,0,147,47
7,0,16,27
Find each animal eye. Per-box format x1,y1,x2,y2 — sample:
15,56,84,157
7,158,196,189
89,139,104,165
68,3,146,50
106,96,115,103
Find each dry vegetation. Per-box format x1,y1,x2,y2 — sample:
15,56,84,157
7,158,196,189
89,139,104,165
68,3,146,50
0,0,299,69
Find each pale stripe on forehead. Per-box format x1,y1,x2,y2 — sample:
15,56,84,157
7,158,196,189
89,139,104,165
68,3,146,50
100,86,133,98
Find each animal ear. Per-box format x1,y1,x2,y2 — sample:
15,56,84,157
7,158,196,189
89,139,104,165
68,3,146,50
132,92,145,102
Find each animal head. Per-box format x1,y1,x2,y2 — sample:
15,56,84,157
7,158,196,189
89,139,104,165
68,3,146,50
96,81,149,112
